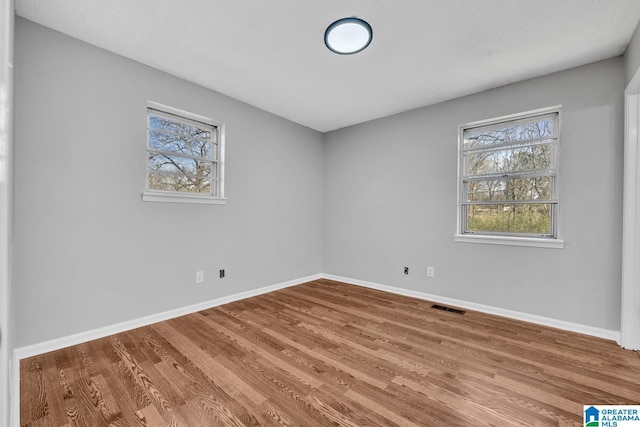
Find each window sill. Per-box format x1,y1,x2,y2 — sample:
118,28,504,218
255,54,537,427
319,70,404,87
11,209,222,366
142,192,227,205
453,234,564,249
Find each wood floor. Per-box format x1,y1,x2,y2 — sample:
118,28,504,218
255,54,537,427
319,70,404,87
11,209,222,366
20,279,640,426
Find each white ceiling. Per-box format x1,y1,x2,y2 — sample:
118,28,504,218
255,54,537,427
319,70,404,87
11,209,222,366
15,0,640,132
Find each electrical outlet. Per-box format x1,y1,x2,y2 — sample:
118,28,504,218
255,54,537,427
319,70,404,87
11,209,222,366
195,270,204,284
404,267,409,275
427,266,435,278
220,269,225,278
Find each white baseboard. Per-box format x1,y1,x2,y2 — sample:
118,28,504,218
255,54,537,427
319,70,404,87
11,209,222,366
321,274,621,343
10,272,622,426
13,272,621,359
10,273,322,426
13,273,322,361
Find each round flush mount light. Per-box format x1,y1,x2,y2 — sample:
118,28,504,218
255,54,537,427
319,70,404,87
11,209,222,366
324,17,373,55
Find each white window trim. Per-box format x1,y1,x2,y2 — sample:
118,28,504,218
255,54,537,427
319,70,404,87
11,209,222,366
453,233,564,248
142,101,226,205
142,191,228,205
455,105,564,248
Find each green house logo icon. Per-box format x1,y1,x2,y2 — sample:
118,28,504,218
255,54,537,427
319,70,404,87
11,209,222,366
584,406,599,427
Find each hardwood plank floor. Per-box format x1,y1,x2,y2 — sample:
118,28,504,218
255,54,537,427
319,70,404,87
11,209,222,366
20,279,640,426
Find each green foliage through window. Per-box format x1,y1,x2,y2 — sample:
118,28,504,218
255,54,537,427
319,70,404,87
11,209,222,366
459,109,559,237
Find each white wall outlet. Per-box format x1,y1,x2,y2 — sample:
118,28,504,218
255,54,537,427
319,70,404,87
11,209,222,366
427,266,435,278
195,270,204,284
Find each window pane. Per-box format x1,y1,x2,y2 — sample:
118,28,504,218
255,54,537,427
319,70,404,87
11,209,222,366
148,152,212,179
147,171,211,194
145,105,224,199
148,129,214,159
147,151,212,194
149,115,213,139
466,176,552,202
465,203,552,235
465,143,552,176
464,118,553,149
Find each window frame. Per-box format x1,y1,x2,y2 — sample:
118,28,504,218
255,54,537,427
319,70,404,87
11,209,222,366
142,101,226,205
454,106,564,248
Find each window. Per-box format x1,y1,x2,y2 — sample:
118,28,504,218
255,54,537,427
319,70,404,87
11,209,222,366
456,106,563,247
143,102,225,204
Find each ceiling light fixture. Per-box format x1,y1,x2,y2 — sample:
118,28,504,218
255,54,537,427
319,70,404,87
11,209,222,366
324,17,373,55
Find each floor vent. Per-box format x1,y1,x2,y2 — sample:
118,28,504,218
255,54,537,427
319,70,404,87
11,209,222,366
431,304,466,315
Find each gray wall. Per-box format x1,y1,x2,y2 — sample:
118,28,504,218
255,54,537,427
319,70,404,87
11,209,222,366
324,58,624,332
13,18,324,347
12,16,631,348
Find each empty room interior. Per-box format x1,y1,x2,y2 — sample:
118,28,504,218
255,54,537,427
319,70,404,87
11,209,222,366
3,0,640,426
